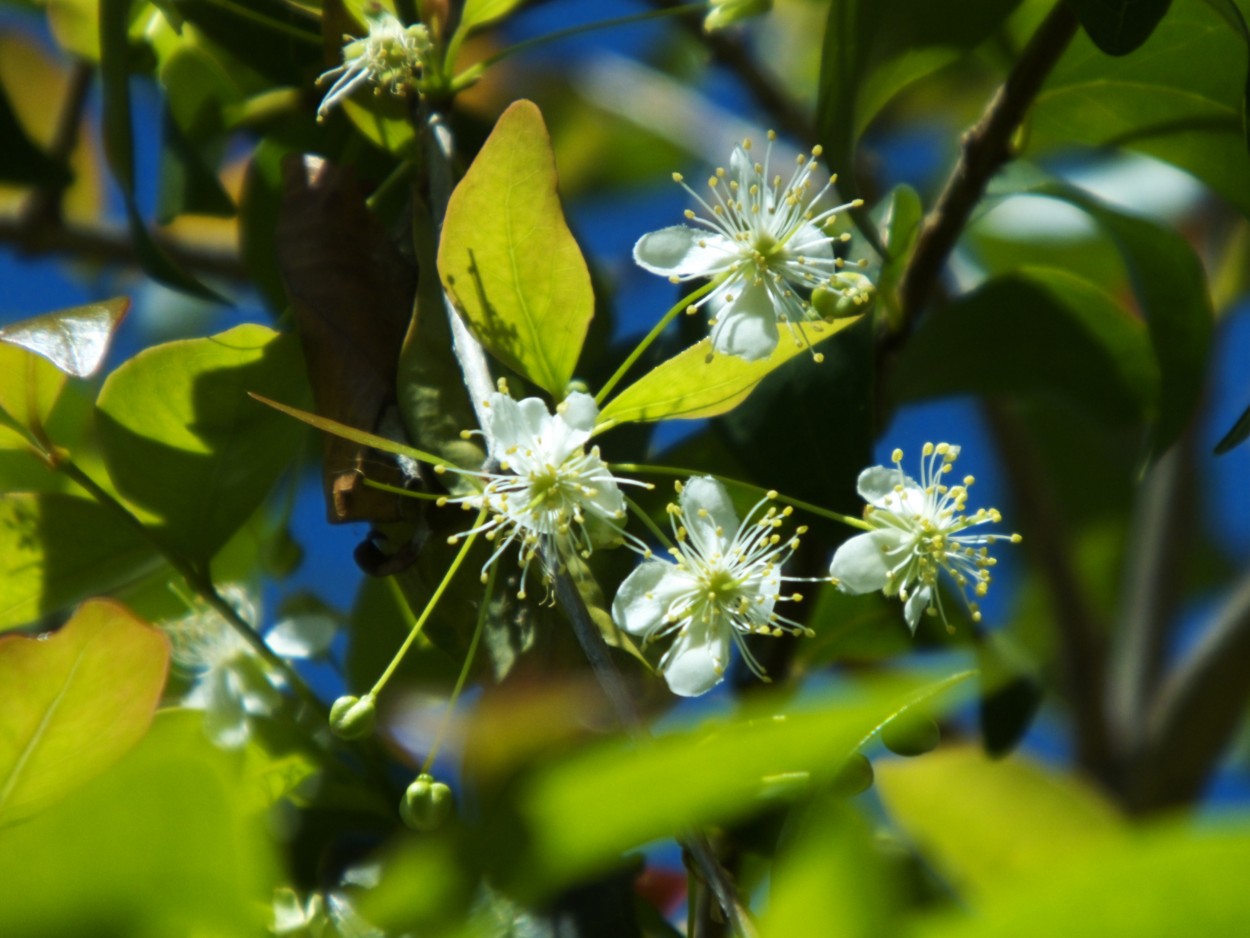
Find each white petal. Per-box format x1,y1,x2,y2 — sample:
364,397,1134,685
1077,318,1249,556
680,476,739,557
709,283,780,361
904,585,931,633
612,560,691,639
634,226,733,278
662,620,732,697
559,392,599,433
482,392,530,458
582,457,626,519
266,614,336,658
786,221,834,264
830,529,907,594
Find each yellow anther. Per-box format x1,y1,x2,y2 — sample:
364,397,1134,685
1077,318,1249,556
891,448,904,462
811,144,823,157
672,171,684,183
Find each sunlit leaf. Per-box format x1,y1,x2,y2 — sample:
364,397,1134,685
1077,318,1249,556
0,709,279,935
1066,0,1175,55
458,0,528,35
507,671,973,895
876,745,1121,901
598,316,863,428
0,494,162,631
438,99,593,397
95,325,311,562
0,599,169,827
0,344,68,437
0,298,128,379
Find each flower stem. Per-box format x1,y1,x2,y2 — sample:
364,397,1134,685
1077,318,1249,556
624,494,674,552
369,510,486,698
611,462,873,531
420,564,495,775
595,279,720,407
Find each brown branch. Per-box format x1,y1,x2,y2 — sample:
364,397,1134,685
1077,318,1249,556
890,2,1079,346
17,60,92,233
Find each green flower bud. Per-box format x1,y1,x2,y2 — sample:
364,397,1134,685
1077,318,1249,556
881,712,940,757
811,272,875,320
329,694,376,740
704,0,772,32
400,773,454,832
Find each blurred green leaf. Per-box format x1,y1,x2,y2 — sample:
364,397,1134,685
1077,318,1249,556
891,267,1158,426
919,824,1250,937
0,297,129,379
1066,0,1174,55
46,0,101,60
95,325,310,562
438,100,593,397
816,0,1023,189
0,343,68,436
1030,0,1250,213
875,183,924,329
1214,400,1250,453
0,709,279,936
876,745,1121,901
0,493,161,631
0,598,168,827
0,79,71,186
458,0,529,35
977,632,1044,757
599,316,863,428
507,670,973,895
1025,183,1212,454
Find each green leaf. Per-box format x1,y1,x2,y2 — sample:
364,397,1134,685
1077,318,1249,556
875,745,1121,901
0,494,161,631
816,0,1023,189
458,0,529,35
0,709,279,936
0,343,68,436
506,671,973,895
95,325,310,562
1030,0,1250,214
1214,400,1250,453
891,267,1159,427
875,183,924,330
598,317,863,428
1066,0,1175,55
438,100,593,397
919,825,1250,937
99,0,227,301
0,79,71,187
0,297,129,379
0,599,168,826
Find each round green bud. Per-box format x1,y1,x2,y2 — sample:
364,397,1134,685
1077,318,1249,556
400,773,454,832
329,694,376,740
831,752,875,797
881,712,940,757
811,272,875,320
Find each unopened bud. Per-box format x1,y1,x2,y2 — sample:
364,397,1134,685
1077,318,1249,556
400,773,455,831
812,272,875,320
329,694,376,740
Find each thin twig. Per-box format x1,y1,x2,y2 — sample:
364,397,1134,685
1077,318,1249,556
889,2,1079,347
17,61,92,234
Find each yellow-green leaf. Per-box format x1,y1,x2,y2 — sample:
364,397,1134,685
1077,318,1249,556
458,0,528,35
0,599,169,827
438,99,593,397
598,316,863,428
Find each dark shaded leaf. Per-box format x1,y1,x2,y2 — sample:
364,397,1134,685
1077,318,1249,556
0,79,71,187
1214,400,1250,454
1065,0,1174,55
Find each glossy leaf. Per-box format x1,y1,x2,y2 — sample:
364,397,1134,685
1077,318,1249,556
0,297,128,379
1214,400,1250,454
1030,0,1250,213
598,316,863,428
95,325,310,562
0,494,161,631
0,709,279,935
508,671,973,894
920,826,1250,937
891,268,1158,426
1066,0,1175,55
875,745,1121,900
816,0,1023,188
0,599,169,826
438,100,593,397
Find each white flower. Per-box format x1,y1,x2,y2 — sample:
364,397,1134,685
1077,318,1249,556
438,391,642,598
165,586,333,748
316,8,432,121
612,477,809,697
633,132,871,362
829,443,1021,633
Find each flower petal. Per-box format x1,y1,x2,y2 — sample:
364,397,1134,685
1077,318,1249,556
612,560,691,639
662,620,732,697
830,529,908,594
266,614,336,659
680,476,739,558
559,392,599,433
904,585,931,633
709,282,780,361
634,226,732,278
481,393,528,459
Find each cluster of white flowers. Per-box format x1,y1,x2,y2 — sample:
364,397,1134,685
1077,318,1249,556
613,477,810,696
317,8,432,121
436,390,644,599
829,444,1021,632
634,132,872,362
164,586,334,747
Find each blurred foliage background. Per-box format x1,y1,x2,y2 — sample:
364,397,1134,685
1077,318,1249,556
1,0,1249,935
